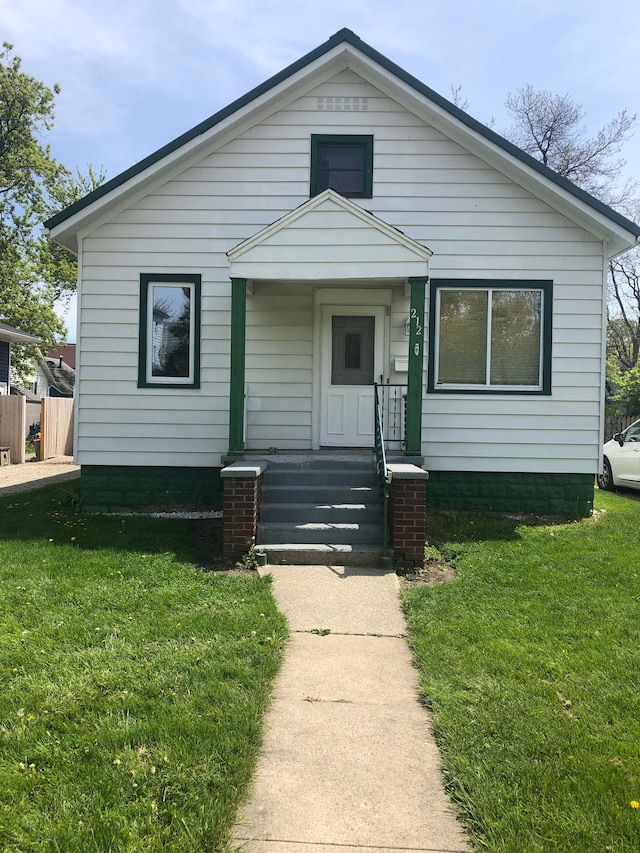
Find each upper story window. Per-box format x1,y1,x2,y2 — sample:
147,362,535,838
427,279,553,395
138,273,201,388
310,135,373,198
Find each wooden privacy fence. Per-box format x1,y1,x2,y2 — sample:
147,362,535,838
40,397,74,458
604,414,637,441
0,396,26,464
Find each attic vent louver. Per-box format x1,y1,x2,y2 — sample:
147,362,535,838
316,97,369,111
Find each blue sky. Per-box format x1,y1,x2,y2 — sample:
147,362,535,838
3,0,639,340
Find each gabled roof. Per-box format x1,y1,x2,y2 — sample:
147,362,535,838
39,353,75,397
227,189,431,281
45,28,640,256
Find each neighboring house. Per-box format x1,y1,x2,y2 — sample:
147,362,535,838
44,29,640,517
30,344,76,398
0,322,41,396
46,344,76,371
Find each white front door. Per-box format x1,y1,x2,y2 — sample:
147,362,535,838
320,306,385,447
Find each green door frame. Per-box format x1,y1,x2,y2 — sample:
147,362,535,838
228,278,247,455
406,276,427,455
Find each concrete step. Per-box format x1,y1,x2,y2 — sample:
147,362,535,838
250,456,376,471
258,543,385,567
256,454,384,559
261,484,380,505
260,502,381,524
258,521,382,546
264,468,378,488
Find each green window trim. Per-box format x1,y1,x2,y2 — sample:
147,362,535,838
310,134,373,198
138,273,201,389
427,279,552,395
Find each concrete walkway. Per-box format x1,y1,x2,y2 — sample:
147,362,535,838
232,564,471,853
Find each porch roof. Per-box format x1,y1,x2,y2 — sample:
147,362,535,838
226,189,432,281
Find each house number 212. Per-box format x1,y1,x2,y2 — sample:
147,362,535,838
410,307,422,336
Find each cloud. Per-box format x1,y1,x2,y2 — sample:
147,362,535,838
2,0,638,185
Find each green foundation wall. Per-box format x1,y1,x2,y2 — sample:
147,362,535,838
81,466,223,512
425,471,594,517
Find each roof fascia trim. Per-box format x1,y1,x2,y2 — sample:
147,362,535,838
45,26,640,242
45,35,356,233
0,323,42,344
342,47,640,240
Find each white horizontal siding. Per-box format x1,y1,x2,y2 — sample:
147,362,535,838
244,282,313,449
75,66,607,471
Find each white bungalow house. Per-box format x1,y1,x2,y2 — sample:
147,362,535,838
44,29,640,546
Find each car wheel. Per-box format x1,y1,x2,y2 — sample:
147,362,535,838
597,457,613,491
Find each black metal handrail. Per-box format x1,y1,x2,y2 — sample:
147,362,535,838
374,383,392,568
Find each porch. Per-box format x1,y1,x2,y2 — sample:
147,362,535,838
221,190,432,566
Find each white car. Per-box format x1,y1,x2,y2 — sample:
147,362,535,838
598,419,640,491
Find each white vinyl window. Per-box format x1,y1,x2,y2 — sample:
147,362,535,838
138,274,201,388
431,283,551,393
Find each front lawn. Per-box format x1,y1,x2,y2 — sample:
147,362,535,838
0,485,286,852
403,491,640,852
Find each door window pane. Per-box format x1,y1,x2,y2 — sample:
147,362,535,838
331,316,374,385
344,333,361,369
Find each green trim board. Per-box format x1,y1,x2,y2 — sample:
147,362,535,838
138,273,201,389
228,278,247,454
81,465,223,511
44,29,640,241
425,471,594,517
310,135,373,198
427,278,553,395
405,276,427,455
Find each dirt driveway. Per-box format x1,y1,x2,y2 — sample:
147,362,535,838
0,457,80,495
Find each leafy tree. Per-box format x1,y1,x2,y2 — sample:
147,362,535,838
0,41,102,380
503,85,640,374
608,358,640,417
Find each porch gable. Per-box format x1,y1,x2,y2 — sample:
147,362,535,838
227,189,432,282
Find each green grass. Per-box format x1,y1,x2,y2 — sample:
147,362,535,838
403,491,640,852
0,484,287,852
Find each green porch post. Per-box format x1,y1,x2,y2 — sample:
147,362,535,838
406,276,427,456
228,278,247,455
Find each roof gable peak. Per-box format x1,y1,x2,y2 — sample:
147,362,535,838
45,29,640,251
228,189,433,263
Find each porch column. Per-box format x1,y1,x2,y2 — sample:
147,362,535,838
406,276,427,456
228,278,247,455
